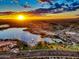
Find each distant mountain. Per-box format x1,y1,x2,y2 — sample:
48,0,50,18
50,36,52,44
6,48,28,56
0,12,13,15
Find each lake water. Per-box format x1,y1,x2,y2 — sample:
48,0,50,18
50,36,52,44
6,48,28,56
0,28,53,46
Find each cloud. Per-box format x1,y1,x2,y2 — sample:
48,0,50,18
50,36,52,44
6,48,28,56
34,0,79,13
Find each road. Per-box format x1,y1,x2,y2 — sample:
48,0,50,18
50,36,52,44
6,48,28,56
0,50,79,59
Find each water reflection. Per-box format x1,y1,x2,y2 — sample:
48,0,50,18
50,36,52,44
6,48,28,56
0,28,53,46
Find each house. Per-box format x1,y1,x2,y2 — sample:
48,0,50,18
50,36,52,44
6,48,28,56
0,39,20,52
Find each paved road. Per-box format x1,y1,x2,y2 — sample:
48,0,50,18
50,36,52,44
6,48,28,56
20,50,79,57
0,50,79,59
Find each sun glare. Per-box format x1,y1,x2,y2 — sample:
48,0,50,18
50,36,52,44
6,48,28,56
17,15,25,21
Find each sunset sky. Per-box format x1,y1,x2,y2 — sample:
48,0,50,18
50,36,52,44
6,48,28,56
0,9,79,20
0,0,41,11
0,0,79,11
0,0,79,20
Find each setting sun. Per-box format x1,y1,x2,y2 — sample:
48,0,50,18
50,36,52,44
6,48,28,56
17,15,25,21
